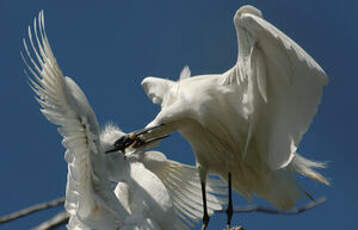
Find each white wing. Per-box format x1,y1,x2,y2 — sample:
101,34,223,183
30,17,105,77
226,5,328,169
23,11,128,229
141,151,226,230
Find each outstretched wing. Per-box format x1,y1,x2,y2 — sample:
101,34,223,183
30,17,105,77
22,11,127,229
225,5,327,169
141,151,226,230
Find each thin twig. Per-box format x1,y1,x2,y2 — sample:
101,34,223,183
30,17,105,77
217,197,326,215
31,211,69,230
0,196,326,230
0,197,65,224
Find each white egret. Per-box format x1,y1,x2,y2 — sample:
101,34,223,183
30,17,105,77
123,5,329,229
22,11,226,230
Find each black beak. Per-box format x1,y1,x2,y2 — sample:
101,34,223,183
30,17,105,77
105,148,120,154
105,135,135,154
133,124,165,136
132,134,170,148
105,124,167,154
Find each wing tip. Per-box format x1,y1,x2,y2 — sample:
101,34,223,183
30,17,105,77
234,5,263,24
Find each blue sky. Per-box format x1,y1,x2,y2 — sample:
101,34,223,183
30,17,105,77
0,0,356,229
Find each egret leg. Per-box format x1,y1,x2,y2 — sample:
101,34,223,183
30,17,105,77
200,181,210,230
226,172,233,230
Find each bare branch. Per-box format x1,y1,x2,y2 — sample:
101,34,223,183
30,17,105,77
31,211,69,230
0,196,326,230
0,197,65,224
217,197,326,215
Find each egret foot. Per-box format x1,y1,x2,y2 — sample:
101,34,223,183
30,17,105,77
201,211,210,230
226,203,233,230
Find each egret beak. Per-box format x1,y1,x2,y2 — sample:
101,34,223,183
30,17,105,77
133,124,165,136
105,124,167,154
131,124,167,148
132,134,170,148
105,148,119,154
105,134,136,154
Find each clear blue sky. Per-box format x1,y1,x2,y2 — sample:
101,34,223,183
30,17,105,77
0,0,356,229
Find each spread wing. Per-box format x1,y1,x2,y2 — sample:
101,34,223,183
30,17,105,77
225,5,328,169
141,151,226,230
22,11,127,229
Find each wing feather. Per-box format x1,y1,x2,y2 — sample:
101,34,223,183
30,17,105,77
23,11,127,229
141,151,226,230
229,5,327,169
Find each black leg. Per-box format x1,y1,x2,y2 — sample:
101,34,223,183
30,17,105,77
226,172,233,230
200,181,210,230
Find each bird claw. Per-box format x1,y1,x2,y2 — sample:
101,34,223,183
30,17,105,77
201,212,210,230
226,204,233,229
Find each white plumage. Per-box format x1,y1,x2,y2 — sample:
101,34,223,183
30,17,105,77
23,11,226,230
139,4,329,217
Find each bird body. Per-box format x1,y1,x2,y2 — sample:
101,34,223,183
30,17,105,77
23,11,225,230
143,70,311,210
140,4,329,212
97,126,176,230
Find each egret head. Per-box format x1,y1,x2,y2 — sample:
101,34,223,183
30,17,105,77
101,124,154,155
100,124,129,155
105,133,138,154
138,66,204,146
141,67,194,129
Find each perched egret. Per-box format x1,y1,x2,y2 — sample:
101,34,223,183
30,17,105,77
122,5,329,229
22,11,226,230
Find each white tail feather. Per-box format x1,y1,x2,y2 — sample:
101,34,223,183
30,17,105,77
290,153,330,185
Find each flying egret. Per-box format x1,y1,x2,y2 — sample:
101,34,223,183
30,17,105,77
22,11,226,230
121,5,329,229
